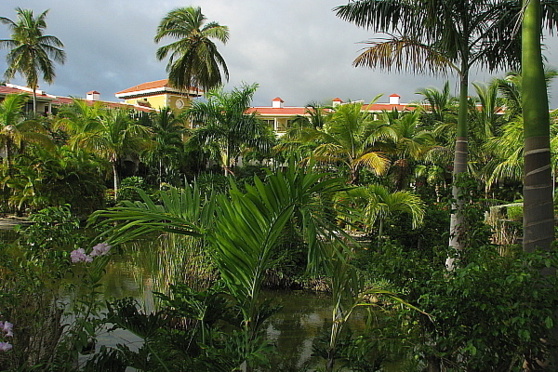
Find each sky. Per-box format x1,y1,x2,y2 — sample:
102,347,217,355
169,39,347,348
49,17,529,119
1,0,558,108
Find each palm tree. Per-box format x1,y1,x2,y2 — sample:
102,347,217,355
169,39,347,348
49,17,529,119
336,183,425,245
333,0,558,259
415,81,458,126
273,104,332,164
71,108,152,199
155,6,229,92
522,0,555,259
186,84,274,176
54,98,107,136
0,93,53,174
145,107,187,187
376,109,436,190
482,71,558,194
0,8,65,113
311,102,390,184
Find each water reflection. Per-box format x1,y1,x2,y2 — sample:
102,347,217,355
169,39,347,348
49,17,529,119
264,290,333,370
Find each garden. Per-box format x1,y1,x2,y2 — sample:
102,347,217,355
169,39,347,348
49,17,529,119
1,1,558,371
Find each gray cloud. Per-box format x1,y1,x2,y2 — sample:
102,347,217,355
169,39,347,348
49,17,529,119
1,0,557,108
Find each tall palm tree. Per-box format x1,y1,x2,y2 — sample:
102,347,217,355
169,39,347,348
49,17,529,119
334,0,558,259
311,102,390,184
155,6,229,92
71,108,152,199
0,8,65,113
522,0,555,259
186,83,274,176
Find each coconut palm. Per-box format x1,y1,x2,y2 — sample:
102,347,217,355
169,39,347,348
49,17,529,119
311,102,390,184
334,0,558,257
155,6,229,92
71,108,152,199
186,83,275,176
0,8,65,113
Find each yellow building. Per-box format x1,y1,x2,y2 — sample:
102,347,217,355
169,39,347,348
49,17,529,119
115,79,202,112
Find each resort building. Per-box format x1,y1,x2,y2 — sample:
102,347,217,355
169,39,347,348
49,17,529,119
1,79,419,136
0,83,156,114
246,94,417,135
115,79,202,112
0,84,57,115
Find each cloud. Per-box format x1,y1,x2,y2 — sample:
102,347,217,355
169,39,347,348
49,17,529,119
0,0,557,108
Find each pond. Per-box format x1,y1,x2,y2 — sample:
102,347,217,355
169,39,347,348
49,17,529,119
96,237,367,371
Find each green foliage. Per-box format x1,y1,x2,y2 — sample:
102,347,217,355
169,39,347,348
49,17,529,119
117,176,148,202
14,205,86,276
15,204,82,250
419,247,558,370
366,233,558,370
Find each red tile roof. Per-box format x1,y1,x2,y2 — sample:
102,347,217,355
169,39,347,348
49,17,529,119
0,86,28,95
246,107,308,116
0,85,53,99
115,79,202,97
246,102,417,117
362,103,416,111
0,84,155,113
50,96,155,112
115,79,170,95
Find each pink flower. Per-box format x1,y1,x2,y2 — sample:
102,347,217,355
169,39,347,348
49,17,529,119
70,248,93,263
90,243,111,257
0,321,13,337
0,342,12,352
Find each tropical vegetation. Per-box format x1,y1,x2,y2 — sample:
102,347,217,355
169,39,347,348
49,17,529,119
0,3,558,372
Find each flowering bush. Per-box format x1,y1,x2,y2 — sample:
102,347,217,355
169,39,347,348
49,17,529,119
70,243,111,263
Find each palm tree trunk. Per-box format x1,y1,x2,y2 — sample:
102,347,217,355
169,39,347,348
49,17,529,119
112,161,119,201
522,0,554,254
447,65,469,270
32,87,37,114
522,0,557,367
4,141,12,176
